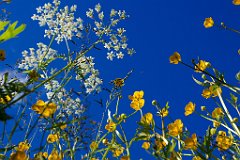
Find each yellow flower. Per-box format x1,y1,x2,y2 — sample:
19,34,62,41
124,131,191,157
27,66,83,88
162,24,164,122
142,142,150,150
140,113,153,125
59,123,67,130
0,95,11,104
203,17,214,28
9,151,28,160
195,60,210,72
167,119,183,137
154,139,167,151
209,85,222,97
105,121,117,132
48,149,62,160
31,100,57,118
16,141,30,152
213,120,220,127
47,133,59,143
160,108,169,117
212,107,224,119
216,131,233,150
90,141,98,151
129,90,145,111
233,0,240,5
169,52,181,64
121,156,130,160
184,102,195,116
192,156,202,160
201,88,212,99
113,147,124,157
184,133,198,150
0,50,6,61
34,152,48,160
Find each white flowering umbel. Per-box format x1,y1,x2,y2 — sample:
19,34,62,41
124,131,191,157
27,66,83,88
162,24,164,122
31,0,83,43
44,79,84,116
74,55,102,93
18,42,57,70
86,3,136,61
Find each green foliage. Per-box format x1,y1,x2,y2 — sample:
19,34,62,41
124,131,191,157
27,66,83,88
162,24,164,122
0,21,26,43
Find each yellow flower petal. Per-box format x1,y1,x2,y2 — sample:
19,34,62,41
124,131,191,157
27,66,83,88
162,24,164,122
184,102,195,116
169,52,181,64
203,17,214,28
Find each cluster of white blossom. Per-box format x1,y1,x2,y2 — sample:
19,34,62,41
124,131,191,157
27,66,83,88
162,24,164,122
31,0,83,43
74,55,102,93
44,79,84,116
86,3,136,61
18,42,57,70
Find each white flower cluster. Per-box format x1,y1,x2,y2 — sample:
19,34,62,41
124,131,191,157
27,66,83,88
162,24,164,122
74,55,102,93
31,0,83,43
18,42,57,70
44,79,84,116
86,3,136,61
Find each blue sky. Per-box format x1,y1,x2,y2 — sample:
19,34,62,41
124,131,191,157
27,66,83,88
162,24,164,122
1,0,240,159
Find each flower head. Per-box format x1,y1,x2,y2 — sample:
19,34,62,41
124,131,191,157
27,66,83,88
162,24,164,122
47,133,59,143
169,52,181,64
113,147,124,157
203,17,214,28
167,119,183,136
90,141,98,151
209,85,222,97
140,113,153,125
142,142,150,150
16,141,30,152
129,90,145,110
184,133,198,150
31,100,57,118
201,88,212,99
212,107,224,119
48,149,62,160
105,121,117,132
9,151,28,160
216,131,233,150
233,0,240,5
184,102,195,116
195,60,210,72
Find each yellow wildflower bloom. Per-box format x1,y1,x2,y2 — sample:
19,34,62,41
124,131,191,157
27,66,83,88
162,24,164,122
195,60,210,72
140,113,153,125
90,141,98,151
9,151,28,160
34,152,48,160
209,85,222,97
121,156,130,160
203,17,214,28
48,149,62,160
233,0,240,5
47,133,59,143
16,141,30,152
129,90,145,110
167,119,183,137
212,107,224,119
184,102,195,116
0,95,11,104
216,131,233,150
160,108,169,117
201,88,212,99
169,52,181,64
31,100,57,118
184,133,198,150
113,147,124,157
142,142,150,150
192,156,202,160
105,121,117,132
213,120,220,127
60,123,67,130
154,139,167,151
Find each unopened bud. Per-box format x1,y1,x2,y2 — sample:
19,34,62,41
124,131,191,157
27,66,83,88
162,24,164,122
152,100,157,106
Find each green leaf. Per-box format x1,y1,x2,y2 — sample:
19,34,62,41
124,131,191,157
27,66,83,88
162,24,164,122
192,75,205,86
0,21,26,42
115,130,125,142
0,21,9,31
